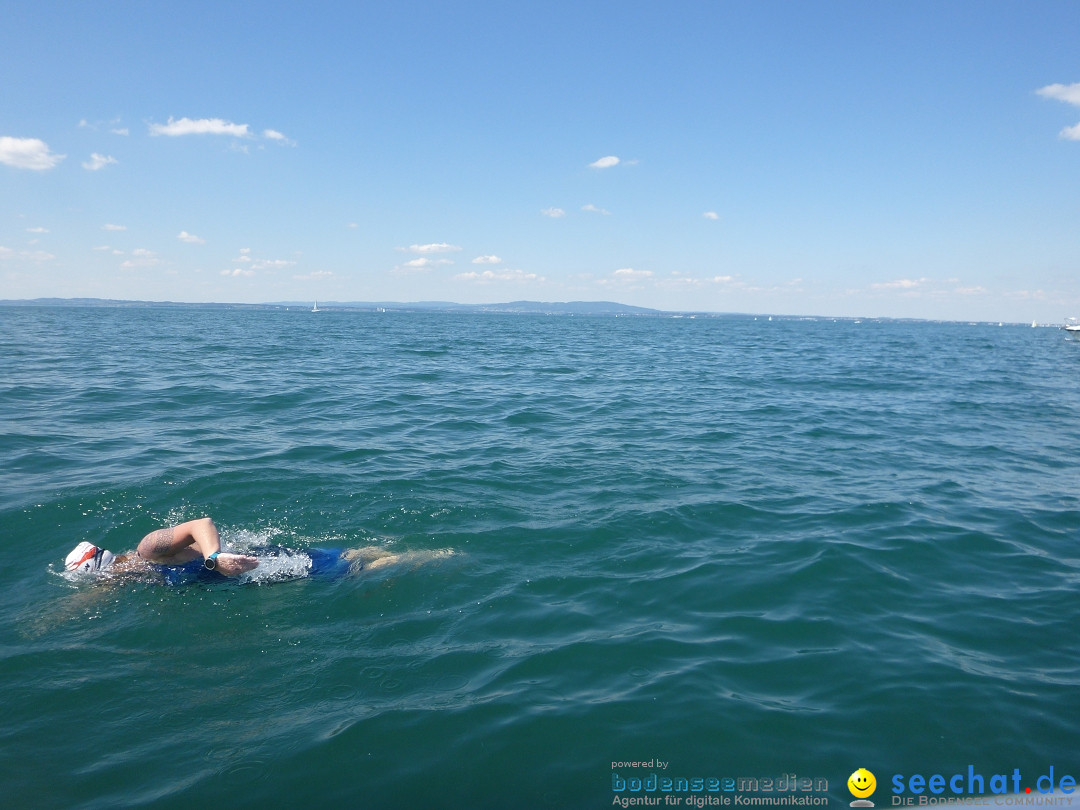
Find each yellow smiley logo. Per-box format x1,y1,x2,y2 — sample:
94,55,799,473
848,768,877,799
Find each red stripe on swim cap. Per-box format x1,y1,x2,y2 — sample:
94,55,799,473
70,546,99,570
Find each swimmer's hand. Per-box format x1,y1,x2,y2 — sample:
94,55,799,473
215,553,259,577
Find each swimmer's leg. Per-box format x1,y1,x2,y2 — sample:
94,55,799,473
341,546,456,575
341,546,396,564
341,546,394,575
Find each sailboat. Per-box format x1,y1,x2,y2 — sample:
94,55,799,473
312,300,320,312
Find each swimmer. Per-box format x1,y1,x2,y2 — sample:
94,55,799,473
65,517,258,579
64,516,448,585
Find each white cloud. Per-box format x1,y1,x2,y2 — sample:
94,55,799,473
347,222,358,229
83,153,118,171
102,223,127,231
0,247,55,262
472,255,502,264
589,155,620,169
263,129,296,146
1059,123,1080,141
1037,83,1080,106
703,211,720,220
871,277,927,291
177,231,205,244
582,204,611,215
120,249,160,269
454,269,544,283
663,273,737,287
612,267,653,280
0,136,66,170
92,245,112,251
26,226,48,233
1036,84,1080,140
294,270,334,280
407,242,462,254
149,117,251,137
541,207,566,218
402,257,453,270
599,268,654,287
79,117,129,135
224,250,292,270
221,268,255,277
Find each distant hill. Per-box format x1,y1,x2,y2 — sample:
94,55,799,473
0,298,1032,325
327,300,663,315
478,300,660,315
1,298,663,316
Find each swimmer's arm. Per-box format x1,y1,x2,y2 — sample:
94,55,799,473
137,518,258,576
211,553,259,576
180,518,259,576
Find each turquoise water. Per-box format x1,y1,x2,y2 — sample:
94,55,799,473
2,306,1079,809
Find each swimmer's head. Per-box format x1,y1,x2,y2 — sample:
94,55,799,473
65,542,115,574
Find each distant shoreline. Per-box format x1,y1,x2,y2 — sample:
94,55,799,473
0,297,1045,326
2,297,664,316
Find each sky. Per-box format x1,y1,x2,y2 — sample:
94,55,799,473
1,0,1079,322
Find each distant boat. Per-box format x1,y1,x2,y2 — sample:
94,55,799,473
312,300,320,312
1063,317,1080,333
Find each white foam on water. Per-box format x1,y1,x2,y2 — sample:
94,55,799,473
224,526,287,553
221,528,314,584
238,548,312,585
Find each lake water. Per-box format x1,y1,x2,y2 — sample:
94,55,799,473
2,306,1079,809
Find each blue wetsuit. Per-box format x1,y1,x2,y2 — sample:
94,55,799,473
153,548,354,585
306,548,353,580
153,557,230,586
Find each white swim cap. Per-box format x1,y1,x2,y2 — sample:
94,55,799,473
65,542,116,573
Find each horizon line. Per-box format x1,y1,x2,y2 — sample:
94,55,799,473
0,296,1052,327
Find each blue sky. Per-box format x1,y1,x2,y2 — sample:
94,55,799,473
2,1,1079,321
